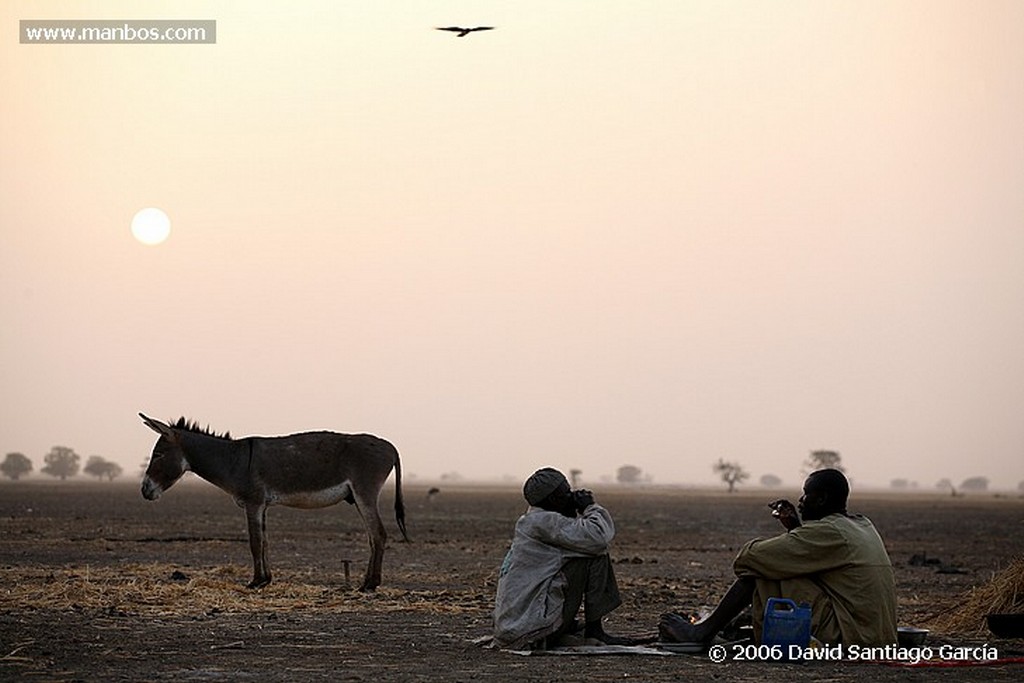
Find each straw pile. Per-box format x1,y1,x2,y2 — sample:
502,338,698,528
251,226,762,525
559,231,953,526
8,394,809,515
926,556,1024,635
1,563,492,617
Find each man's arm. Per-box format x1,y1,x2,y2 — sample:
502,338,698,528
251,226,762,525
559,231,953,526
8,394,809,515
534,504,615,555
734,520,849,580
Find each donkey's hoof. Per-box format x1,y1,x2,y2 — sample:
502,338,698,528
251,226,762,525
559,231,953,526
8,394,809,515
248,578,271,589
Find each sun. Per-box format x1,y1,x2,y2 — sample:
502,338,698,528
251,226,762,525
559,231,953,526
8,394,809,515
131,208,171,245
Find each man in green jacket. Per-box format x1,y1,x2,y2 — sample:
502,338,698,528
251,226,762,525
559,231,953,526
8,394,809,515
660,468,898,646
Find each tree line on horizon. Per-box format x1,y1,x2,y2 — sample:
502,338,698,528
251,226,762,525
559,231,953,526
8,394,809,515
1,447,123,482
614,449,1021,495
708,450,1021,495
709,449,845,493
612,449,846,492
4,447,1019,494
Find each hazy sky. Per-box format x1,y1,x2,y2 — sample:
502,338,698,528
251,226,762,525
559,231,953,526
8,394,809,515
3,1,1023,489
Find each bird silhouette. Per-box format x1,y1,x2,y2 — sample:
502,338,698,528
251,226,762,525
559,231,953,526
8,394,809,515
436,26,495,38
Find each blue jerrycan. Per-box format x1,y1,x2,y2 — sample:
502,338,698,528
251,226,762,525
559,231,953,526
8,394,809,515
761,598,811,655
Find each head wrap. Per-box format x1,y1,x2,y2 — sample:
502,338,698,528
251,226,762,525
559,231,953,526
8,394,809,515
523,467,568,505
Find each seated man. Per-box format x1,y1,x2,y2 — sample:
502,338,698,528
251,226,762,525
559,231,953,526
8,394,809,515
493,467,632,649
660,468,897,647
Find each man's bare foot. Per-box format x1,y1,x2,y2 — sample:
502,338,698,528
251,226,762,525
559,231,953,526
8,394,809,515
586,633,633,645
658,612,712,643
585,621,652,646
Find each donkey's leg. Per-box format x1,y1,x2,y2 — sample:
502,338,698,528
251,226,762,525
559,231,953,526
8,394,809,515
352,493,387,591
244,502,272,589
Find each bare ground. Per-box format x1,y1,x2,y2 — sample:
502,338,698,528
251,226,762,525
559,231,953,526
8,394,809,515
2,480,1023,681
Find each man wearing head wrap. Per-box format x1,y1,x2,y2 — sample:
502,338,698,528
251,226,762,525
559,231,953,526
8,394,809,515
492,467,632,649
659,469,897,647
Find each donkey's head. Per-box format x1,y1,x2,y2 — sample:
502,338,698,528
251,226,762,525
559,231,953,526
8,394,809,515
139,413,189,500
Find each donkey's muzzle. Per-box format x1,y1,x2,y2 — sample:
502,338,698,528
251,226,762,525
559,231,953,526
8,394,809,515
141,477,162,501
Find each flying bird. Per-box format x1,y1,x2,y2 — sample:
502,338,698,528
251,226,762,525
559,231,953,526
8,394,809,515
436,26,495,38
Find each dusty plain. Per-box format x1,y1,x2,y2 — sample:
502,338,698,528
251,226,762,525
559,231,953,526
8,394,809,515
2,480,1023,681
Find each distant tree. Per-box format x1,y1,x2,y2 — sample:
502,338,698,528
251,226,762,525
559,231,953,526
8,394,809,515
106,461,123,481
84,456,123,482
890,478,909,489
713,459,749,493
803,449,844,474
936,478,957,496
40,446,80,480
569,469,582,488
616,465,643,485
84,456,104,480
1,452,33,481
960,476,989,492
1019,480,1024,493
759,474,782,488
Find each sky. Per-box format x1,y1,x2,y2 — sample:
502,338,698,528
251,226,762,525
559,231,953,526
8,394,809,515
2,1,1023,490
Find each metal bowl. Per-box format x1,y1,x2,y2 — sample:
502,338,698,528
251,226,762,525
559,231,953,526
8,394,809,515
897,626,929,646
986,613,1024,638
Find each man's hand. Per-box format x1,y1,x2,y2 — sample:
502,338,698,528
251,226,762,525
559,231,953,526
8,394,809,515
573,489,595,512
768,499,801,531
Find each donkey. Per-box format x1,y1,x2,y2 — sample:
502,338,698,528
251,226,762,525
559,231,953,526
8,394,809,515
139,413,408,591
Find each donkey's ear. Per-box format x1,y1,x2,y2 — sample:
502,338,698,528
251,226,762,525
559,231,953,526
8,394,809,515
139,413,174,437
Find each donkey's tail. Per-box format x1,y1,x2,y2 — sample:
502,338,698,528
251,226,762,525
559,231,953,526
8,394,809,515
394,448,410,542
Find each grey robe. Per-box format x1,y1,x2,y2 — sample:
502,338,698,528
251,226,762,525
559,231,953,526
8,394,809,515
492,504,615,649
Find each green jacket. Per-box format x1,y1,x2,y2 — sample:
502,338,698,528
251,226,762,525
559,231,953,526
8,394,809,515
734,513,898,646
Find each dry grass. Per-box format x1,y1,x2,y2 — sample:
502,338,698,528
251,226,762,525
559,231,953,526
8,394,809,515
926,556,1024,635
0,563,492,617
